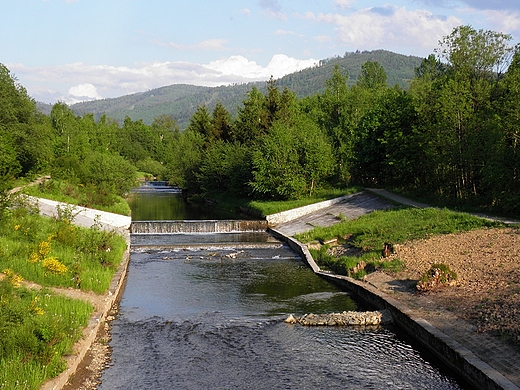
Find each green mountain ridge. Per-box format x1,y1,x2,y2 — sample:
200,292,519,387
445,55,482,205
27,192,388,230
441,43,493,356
40,50,424,129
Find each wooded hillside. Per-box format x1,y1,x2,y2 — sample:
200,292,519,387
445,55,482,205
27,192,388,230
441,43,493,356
61,50,423,129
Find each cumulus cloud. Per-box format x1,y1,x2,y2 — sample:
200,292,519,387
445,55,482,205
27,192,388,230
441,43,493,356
334,0,354,9
461,7,520,35
9,55,318,104
308,6,462,55
68,83,101,104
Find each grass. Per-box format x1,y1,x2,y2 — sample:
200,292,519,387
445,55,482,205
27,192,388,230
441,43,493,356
22,179,131,216
0,280,93,390
0,206,127,294
206,187,361,218
0,197,128,388
296,207,504,278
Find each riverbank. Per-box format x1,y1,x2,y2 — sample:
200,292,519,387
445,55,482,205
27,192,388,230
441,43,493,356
48,189,519,389
271,190,520,390
36,207,131,390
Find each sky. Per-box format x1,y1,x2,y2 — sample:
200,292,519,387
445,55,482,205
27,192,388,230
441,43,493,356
3,0,520,104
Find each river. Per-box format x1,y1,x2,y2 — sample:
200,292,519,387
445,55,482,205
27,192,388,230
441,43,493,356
98,184,467,389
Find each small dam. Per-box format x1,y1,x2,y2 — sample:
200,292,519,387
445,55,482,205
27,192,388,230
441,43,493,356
130,219,269,234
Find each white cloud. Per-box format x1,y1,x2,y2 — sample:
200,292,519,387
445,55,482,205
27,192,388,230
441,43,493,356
334,0,355,9
312,6,462,55
9,55,319,104
471,8,520,34
68,83,101,103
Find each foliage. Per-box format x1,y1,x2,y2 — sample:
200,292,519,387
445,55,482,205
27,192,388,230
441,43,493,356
196,141,251,196
0,206,127,293
417,263,458,291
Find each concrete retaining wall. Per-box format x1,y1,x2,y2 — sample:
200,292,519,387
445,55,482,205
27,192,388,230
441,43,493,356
268,227,518,390
266,194,354,225
25,195,131,232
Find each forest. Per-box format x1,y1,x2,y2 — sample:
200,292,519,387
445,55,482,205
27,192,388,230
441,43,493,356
1,25,519,217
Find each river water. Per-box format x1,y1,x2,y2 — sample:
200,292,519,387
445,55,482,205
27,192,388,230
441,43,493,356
99,185,467,389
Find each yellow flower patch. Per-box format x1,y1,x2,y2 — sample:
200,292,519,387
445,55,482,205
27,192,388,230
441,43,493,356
42,257,69,275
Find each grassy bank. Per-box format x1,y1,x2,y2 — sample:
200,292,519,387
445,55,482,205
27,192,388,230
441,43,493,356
205,187,361,217
0,280,93,390
0,200,127,389
295,207,504,278
22,179,131,216
0,205,127,294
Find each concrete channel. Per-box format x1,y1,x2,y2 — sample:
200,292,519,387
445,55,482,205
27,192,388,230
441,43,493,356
268,190,520,390
41,190,519,389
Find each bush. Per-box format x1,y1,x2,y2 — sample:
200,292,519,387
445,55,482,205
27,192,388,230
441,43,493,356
417,263,458,291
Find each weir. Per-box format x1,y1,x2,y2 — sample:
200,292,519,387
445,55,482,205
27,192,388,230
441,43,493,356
130,219,269,234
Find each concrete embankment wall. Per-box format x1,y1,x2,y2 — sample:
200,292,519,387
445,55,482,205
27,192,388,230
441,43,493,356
26,195,131,232
40,199,131,390
266,194,353,225
268,227,516,390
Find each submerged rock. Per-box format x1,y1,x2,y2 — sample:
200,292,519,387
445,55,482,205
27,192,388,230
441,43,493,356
285,310,393,326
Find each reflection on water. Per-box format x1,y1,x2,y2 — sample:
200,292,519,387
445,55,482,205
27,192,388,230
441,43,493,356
128,183,244,221
99,246,464,389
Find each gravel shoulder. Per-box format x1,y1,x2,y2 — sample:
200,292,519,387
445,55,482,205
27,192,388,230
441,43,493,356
339,226,520,388
379,227,520,344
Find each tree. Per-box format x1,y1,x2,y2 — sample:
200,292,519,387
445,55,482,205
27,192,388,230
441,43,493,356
196,140,251,196
250,115,334,199
165,130,205,193
357,61,387,90
233,86,269,144
211,102,233,142
119,117,154,163
187,105,212,145
81,152,137,197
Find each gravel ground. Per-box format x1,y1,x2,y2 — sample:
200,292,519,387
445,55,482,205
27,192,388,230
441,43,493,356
361,227,520,344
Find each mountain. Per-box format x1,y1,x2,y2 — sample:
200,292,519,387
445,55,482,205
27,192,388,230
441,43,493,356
61,50,424,129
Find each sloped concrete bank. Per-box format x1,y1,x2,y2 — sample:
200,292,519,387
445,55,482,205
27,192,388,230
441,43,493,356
39,200,131,390
268,227,519,390
266,194,355,225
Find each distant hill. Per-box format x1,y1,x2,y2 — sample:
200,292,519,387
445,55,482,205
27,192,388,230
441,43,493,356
44,50,424,129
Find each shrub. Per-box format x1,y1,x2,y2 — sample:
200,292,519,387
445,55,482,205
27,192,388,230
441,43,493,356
417,263,458,292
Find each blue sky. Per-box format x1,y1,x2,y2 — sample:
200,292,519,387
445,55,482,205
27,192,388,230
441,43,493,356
3,0,520,104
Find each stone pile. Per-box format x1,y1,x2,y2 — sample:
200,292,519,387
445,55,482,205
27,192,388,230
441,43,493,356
285,310,393,326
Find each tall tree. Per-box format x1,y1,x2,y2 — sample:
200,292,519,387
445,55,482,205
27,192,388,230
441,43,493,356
187,105,212,146
211,102,233,142
233,86,269,144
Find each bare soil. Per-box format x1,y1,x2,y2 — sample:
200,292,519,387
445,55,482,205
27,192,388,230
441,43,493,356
356,227,520,343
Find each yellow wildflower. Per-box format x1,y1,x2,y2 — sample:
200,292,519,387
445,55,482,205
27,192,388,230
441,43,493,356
38,241,51,258
29,296,45,316
14,224,20,231
28,252,40,263
42,257,69,275
2,268,23,288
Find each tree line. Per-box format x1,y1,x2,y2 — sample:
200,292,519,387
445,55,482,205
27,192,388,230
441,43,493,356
1,25,519,216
